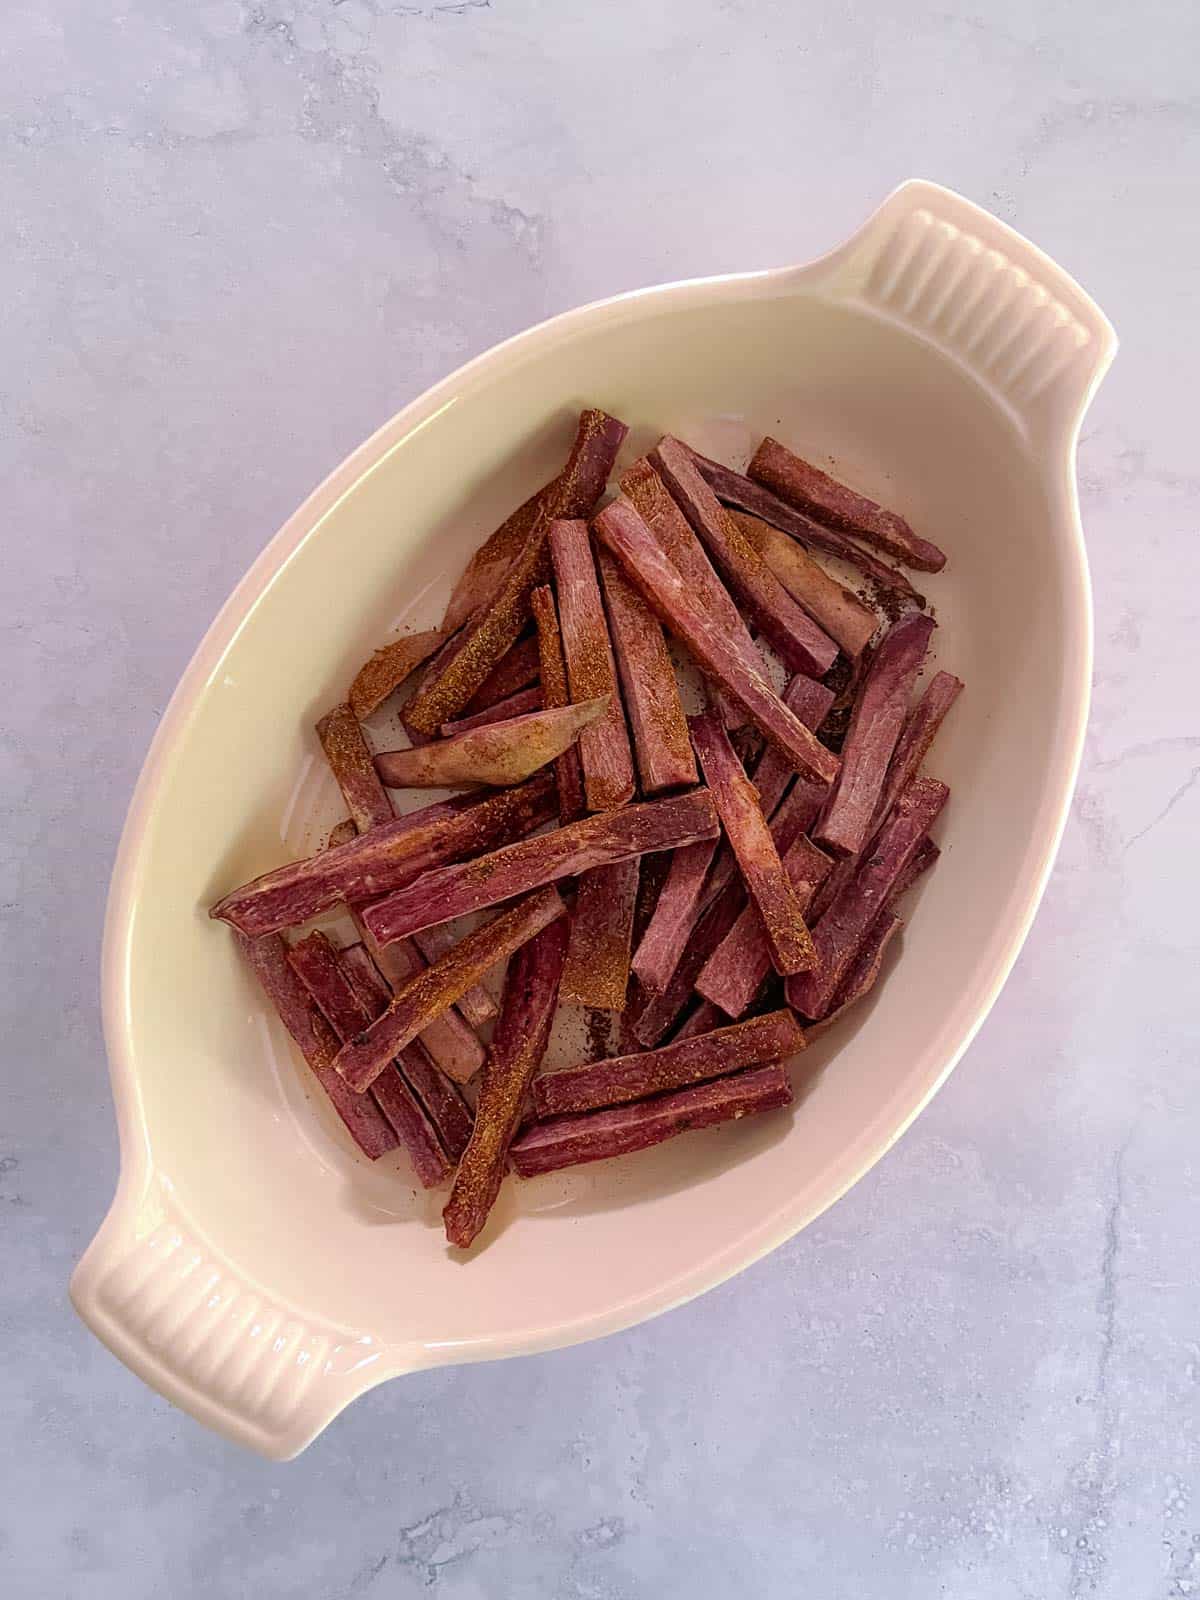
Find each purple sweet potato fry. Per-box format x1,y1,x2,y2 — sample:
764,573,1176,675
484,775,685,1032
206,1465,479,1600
875,671,963,828
619,457,761,681
339,944,474,1162
687,449,925,605
409,413,628,733
651,438,839,678
550,518,636,811
349,628,447,721
696,835,831,1018
530,583,586,824
561,855,640,1011
210,776,556,938
788,774,949,1020
748,436,947,573
630,837,718,995
730,511,878,659
410,924,498,1027
593,499,839,785
804,914,904,1041
362,789,719,945
443,918,569,1248
690,710,817,976
337,887,569,1093
439,686,544,737
346,923,486,1084
441,409,630,635
534,1008,803,1116
234,930,399,1162
375,697,605,790
461,634,541,715
315,702,394,833
814,613,935,858
510,1062,793,1177
597,546,696,793
627,878,746,1049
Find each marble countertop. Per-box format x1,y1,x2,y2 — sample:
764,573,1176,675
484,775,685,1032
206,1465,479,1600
4,2,1197,1595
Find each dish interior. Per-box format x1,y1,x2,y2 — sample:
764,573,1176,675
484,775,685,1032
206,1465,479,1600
113,286,1081,1356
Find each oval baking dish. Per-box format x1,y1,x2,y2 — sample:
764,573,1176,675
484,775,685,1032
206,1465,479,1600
71,180,1115,1459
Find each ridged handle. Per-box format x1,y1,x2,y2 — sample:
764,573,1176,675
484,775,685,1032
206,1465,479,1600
814,179,1117,439
70,1175,392,1460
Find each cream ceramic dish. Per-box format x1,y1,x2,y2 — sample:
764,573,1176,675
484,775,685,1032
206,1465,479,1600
72,181,1115,1459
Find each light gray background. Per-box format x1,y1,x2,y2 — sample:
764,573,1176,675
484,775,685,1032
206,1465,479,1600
4,2,1198,1596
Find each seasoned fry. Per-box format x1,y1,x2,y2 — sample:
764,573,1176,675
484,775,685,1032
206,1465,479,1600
362,790,719,945
594,499,839,784
316,702,394,832
336,887,568,1093
443,919,569,1248
748,436,947,572
210,777,556,938
690,710,817,976
730,511,878,659
814,614,935,858
550,519,636,811
598,547,696,793
530,583,586,823
652,437,839,678
510,1063,793,1177
375,697,606,790
534,1009,803,1116
561,856,640,1010
349,628,447,721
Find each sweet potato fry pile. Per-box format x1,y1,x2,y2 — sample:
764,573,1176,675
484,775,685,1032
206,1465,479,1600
212,409,960,1248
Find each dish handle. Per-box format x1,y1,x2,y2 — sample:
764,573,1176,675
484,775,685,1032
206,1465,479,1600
811,178,1117,440
70,1173,400,1460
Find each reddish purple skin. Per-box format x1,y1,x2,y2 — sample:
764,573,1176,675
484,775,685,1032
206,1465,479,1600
315,703,394,833
562,856,641,1010
619,457,761,686
747,676,836,822
748,436,947,573
651,438,839,678
210,778,556,938
892,835,940,899
337,887,568,1092
550,519,636,812
439,686,544,738
814,614,936,858
234,930,398,1161
697,835,832,1017
630,837,718,995
628,877,746,1048
462,634,541,714
690,710,816,977
597,546,697,793
594,499,839,785
443,918,569,1247
341,944,474,1162
875,671,963,827
361,789,720,945
686,448,926,605
534,1009,803,1117
788,775,949,1019
288,931,373,1039
530,583,587,824
442,410,629,635
411,924,498,1026
510,1062,793,1177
